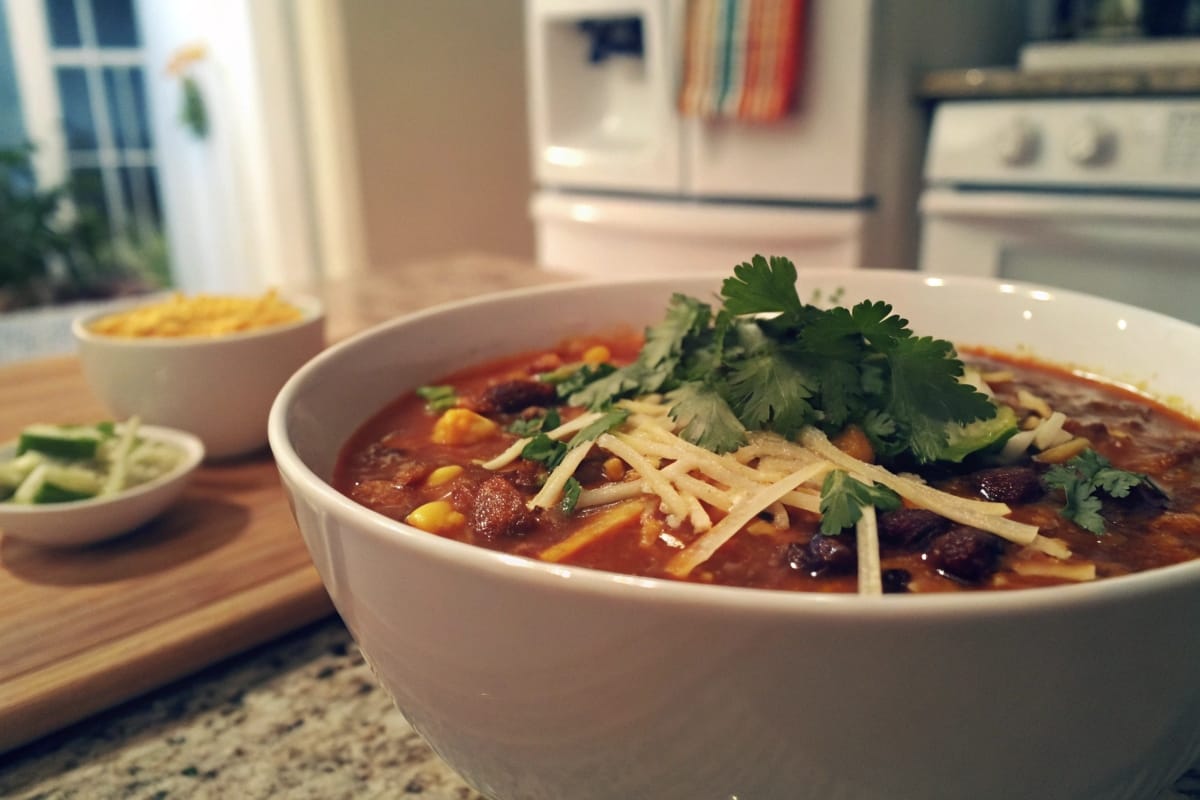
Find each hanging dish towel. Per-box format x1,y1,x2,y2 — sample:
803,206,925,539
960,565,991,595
678,0,806,122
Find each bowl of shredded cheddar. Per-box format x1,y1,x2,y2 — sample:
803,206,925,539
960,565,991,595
73,291,324,458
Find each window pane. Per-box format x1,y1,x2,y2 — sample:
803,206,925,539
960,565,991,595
92,0,138,47
118,165,161,227
103,66,150,149
55,67,97,150
69,166,106,219
45,0,82,47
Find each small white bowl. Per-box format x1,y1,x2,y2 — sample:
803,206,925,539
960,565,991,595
0,424,205,547
72,295,325,459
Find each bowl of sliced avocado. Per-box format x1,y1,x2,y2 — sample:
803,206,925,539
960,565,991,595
0,418,204,546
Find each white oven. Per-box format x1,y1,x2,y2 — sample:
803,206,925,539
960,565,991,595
919,98,1200,325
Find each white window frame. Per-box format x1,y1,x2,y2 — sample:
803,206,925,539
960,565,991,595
7,0,159,239
7,0,363,292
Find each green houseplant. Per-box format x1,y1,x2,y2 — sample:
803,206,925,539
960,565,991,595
0,145,170,312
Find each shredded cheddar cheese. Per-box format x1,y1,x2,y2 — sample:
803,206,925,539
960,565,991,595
89,291,303,338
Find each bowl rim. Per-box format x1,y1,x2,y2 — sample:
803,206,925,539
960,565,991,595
70,291,324,347
269,269,1200,621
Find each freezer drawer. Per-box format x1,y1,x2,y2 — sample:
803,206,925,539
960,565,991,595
531,191,866,275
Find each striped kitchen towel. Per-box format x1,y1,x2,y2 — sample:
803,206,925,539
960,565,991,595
678,0,806,122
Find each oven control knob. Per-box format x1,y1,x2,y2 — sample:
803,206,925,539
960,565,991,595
995,118,1039,166
1066,120,1116,166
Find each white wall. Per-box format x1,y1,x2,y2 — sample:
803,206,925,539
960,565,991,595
340,0,535,269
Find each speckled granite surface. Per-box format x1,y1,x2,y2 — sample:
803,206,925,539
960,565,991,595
0,616,483,800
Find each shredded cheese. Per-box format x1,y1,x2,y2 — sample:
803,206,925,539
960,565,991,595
539,500,647,563
480,411,605,470
1011,560,1097,582
599,433,692,524
664,461,830,578
855,502,883,595
527,439,595,510
799,428,1039,545
88,290,302,337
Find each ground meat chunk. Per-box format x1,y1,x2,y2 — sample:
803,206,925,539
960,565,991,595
504,459,546,492
461,475,539,540
469,380,558,415
785,534,856,576
877,508,950,548
926,526,1003,585
972,466,1043,504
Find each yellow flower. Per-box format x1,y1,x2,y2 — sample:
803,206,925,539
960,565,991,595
166,43,208,77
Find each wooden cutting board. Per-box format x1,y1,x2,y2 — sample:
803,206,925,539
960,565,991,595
0,356,334,754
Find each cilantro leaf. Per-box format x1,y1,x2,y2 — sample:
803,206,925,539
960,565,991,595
560,477,582,515
1042,449,1154,535
567,296,709,408
568,363,644,409
667,382,746,453
416,385,458,413
885,336,995,462
568,409,630,447
849,300,912,348
723,347,817,435
508,408,561,437
640,294,710,391
721,255,804,317
554,363,615,398
521,434,567,469
818,470,902,535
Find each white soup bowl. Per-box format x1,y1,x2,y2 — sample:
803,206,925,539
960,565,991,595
269,271,1200,800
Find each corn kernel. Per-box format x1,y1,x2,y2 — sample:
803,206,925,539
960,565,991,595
582,345,611,365
431,408,499,445
425,464,464,487
602,457,625,482
405,500,465,534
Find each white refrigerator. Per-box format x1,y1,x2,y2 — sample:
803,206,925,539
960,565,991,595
525,0,1024,276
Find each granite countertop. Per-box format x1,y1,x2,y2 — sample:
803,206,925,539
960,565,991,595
4,253,1200,798
1,617,482,799
919,64,1200,101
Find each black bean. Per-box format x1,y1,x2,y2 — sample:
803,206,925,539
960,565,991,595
972,467,1043,504
882,568,911,594
785,534,856,576
877,508,950,548
472,380,558,415
926,526,1002,585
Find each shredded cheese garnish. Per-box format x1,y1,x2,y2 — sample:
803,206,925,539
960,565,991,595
855,501,883,595
480,411,605,470
800,428,1039,546
664,461,829,578
527,439,595,510
539,500,647,563
479,396,1048,591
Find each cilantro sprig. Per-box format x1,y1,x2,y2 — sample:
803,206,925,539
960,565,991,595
818,470,902,535
416,384,458,413
1042,450,1155,535
568,254,999,464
